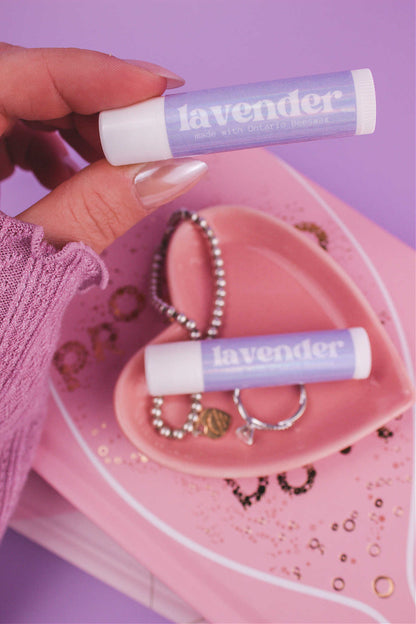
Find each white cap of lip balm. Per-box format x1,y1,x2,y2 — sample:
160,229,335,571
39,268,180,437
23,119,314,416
350,326,372,379
99,96,173,165
351,69,377,135
145,341,203,396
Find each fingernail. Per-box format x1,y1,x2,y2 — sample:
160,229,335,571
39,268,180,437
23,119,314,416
124,59,185,89
133,159,208,210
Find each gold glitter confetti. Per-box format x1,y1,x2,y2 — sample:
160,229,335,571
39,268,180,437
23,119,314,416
276,465,317,496
88,322,121,360
295,221,329,250
53,340,88,391
109,285,145,322
292,566,302,580
333,578,345,591
372,576,395,598
308,538,324,554
367,543,381,557
343,517,356,532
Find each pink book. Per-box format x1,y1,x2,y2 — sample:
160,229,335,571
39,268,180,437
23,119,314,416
12,149,415,623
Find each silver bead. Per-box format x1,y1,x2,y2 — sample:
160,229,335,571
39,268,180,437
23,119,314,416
172,429,185,440
150,210,229,442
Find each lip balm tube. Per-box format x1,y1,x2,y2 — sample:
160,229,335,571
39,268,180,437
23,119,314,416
99,69,376,165
145,327,372,396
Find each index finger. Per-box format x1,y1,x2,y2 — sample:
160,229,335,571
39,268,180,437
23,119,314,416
0,44,168,133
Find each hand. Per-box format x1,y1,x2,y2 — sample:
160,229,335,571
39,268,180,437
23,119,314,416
0,44,207,253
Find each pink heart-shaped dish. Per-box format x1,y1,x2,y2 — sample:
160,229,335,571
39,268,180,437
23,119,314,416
114,205,414,477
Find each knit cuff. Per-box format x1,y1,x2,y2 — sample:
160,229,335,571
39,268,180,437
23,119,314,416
0,211,109,435
0,211,108,293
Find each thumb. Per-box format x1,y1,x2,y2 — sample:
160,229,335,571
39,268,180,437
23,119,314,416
17,158,207,254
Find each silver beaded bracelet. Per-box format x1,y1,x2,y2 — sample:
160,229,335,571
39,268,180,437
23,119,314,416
149,209,230,440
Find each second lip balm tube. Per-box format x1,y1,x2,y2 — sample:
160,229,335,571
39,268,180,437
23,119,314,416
145,328,372,396
99,69,376,165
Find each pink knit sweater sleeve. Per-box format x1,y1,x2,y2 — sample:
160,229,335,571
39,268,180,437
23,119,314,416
0,211,108,538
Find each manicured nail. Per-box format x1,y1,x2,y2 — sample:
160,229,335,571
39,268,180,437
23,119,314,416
124,59,185,89
133,159,208,210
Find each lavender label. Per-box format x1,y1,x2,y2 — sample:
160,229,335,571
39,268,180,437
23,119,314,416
164,71,356,157
201,329,357,391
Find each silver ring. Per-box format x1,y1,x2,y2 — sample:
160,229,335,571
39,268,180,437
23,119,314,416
233,385,307,446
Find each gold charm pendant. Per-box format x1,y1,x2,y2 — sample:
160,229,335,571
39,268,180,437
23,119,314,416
197,408,231,439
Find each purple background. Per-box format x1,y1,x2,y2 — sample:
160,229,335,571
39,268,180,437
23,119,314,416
0,1,414,622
